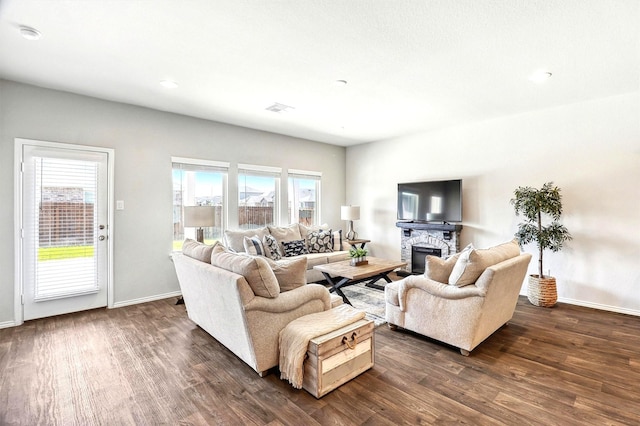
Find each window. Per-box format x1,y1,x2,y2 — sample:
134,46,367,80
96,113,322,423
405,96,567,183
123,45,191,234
172,158,228,250
288,169,321,226
238,164,280,230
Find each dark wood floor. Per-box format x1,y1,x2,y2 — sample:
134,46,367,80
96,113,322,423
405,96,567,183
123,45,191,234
1,296,639,425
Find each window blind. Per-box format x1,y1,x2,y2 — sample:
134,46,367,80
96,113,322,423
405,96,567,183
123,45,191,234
32,156,99,300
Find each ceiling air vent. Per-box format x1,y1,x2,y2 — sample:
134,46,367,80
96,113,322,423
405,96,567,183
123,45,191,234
265,102,295,113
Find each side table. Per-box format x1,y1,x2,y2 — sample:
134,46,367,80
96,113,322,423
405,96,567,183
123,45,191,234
347,238,370,249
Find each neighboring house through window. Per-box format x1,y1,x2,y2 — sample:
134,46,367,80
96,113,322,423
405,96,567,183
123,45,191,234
238,164,280,230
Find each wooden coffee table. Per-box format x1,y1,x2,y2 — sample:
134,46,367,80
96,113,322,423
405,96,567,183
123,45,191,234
314,257,407,305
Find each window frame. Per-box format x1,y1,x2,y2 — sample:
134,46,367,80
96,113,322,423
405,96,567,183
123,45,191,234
287,168,322,227
171,157,229,250
237,163,281,230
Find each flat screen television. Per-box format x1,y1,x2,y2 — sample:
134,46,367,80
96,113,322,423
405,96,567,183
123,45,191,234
397,179,462,223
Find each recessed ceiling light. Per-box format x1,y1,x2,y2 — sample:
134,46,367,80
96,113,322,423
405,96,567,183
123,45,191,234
160,79,178,89
334,79,348,86
19,26,41,41
529,70,552,83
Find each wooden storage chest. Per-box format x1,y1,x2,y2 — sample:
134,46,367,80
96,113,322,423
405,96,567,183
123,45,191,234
302,318,375,398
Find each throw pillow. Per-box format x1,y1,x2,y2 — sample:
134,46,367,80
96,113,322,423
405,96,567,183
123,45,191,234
243,235,265,256
181,239,217,263
448,239,521,287
210,250,280,298
448,244,475,286
267,223,302,244
424,253,460,283
223,227,269,253
299,223,330,240
282,239,309,257
264,257,308,292
263,234,283,260
212,243,227,255
307,229,333,253
332,229,343,251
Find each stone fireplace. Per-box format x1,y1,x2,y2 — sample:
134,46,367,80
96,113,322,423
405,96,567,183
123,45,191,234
396,222,462,275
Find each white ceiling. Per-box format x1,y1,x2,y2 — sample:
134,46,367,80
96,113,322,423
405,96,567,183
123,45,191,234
1,0,638,146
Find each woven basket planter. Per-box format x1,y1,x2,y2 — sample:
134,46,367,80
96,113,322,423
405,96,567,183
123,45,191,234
527,275,557,307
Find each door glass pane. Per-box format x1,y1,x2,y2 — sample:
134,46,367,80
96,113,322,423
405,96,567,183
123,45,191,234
32,157,99,300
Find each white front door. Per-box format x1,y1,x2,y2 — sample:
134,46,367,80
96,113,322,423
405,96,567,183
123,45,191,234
19,140,112,321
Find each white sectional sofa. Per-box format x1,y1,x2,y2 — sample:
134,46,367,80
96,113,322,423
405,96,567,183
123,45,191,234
223,223,353,283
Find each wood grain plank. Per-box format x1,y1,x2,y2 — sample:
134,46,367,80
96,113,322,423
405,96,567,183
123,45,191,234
1,296,639,425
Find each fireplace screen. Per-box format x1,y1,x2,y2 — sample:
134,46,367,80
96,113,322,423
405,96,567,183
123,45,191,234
412,245,442,274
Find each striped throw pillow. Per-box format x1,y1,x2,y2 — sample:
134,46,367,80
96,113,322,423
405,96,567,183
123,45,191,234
243,235,265,256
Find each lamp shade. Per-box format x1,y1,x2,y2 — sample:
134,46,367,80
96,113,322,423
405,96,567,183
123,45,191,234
341,205,360,221
183,206,215,227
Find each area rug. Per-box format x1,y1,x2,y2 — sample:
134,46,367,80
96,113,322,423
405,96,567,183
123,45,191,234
340,283,387,327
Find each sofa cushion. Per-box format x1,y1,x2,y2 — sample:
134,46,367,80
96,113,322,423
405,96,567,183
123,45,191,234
263,234,283,260
306,229,333,253
326,251,350,263
224,227,269,253
304,252,332,269
448,239,520,287
181,239,216,263
210,250,280,298
268,223,302,244
282,239,309,257
243,235,265,256
264,257,308,292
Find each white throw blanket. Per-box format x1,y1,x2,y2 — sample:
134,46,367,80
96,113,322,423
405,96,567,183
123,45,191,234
279,304,366,389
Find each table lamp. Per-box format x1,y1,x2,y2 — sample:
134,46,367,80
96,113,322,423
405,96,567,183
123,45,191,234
183,206,215,243
341,205,360,240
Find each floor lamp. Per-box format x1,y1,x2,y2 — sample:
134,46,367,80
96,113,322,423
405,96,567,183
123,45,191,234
341,205,360,240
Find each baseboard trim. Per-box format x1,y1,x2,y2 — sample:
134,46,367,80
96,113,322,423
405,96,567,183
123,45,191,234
0,320,19,330
557,297,640,317
112,291,182,309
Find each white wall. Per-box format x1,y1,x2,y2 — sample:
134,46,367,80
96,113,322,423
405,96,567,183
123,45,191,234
347,92,640,315
0,80,346,325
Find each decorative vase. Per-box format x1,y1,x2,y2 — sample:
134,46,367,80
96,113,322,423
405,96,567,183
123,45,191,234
527,275,557,307
350,256,367,266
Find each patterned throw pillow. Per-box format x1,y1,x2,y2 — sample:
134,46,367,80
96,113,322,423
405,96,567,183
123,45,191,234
263,234,283,260
307,229,333,253
243,235,265,256
282,239,309,257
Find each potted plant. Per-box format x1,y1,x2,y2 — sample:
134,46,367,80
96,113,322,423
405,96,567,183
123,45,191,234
349,247,368,266
510,182,572,307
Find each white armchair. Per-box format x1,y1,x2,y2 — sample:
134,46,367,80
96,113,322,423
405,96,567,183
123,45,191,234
385,240,531,355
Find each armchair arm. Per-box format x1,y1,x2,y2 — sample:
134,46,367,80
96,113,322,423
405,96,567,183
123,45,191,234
244,283,331,313
398,275,485,311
